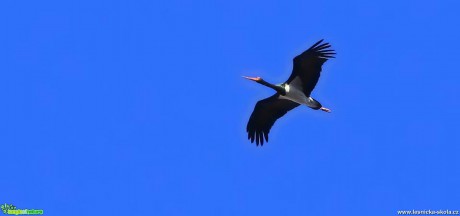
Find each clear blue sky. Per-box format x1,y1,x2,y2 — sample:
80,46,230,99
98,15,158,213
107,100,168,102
1,0,459,215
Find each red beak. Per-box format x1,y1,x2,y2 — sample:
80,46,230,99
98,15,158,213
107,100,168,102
242,76,261,81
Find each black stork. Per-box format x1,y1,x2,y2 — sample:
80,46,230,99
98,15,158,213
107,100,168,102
244,39,336,146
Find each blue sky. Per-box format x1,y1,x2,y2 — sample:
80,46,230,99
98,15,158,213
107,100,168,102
1,0,459,215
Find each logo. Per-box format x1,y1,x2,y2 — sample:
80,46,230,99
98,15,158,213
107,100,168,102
1,204,15,214
1,204,43,215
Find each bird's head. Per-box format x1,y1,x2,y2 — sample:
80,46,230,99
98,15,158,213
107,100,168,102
242,76,263,82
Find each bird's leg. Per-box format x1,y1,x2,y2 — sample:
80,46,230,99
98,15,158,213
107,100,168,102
320,107,331,113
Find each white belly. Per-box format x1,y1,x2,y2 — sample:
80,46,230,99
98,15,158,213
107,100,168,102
279,85,309,104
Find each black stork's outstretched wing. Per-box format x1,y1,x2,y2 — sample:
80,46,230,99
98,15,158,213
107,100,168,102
246,94,300,146
286,39,336,96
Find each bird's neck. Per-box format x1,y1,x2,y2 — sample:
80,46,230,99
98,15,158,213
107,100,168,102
259,80,286,95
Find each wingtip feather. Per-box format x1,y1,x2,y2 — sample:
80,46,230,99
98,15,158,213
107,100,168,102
308,39,324,50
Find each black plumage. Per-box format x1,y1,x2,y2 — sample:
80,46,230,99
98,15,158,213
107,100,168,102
286,39,336,96
245,39,336,146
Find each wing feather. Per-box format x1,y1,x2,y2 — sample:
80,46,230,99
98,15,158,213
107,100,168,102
246,94,300,146
286,39,336,96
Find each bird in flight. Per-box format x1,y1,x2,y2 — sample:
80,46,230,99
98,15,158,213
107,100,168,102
244,39,336,146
